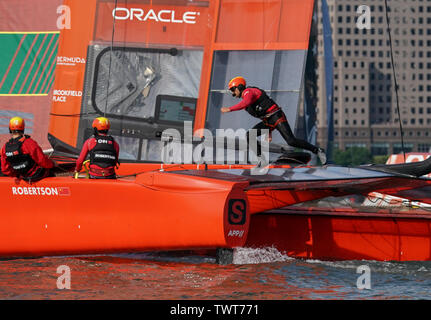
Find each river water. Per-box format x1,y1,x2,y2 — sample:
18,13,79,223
0,247,429,302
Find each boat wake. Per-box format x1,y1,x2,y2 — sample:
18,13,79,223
305,258,431,276
233,247,293,265
80,247,294,265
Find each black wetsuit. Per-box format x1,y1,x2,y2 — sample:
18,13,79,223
229,87,318,159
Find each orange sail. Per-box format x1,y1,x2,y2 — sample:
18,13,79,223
48,0,315,159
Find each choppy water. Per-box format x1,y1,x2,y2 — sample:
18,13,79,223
0,247,430,300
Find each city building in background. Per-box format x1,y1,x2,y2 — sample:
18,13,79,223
316,0,431,156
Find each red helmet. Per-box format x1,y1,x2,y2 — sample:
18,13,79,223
92,117,110,131
228,76,246,90
9,117,25,132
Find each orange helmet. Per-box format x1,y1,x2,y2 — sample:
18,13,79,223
92,117,110,131
9,117,25,132
228,76,246,90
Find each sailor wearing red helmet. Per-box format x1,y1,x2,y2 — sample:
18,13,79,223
221,76,326,165
1,117,56,182
74,117,120,179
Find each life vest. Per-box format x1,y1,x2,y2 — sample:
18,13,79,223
4,135,36,175
89,135,118,168
245,87,277,118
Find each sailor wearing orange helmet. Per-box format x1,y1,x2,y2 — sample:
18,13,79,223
1,117,55,182
74,117,120,179
221,76,326,164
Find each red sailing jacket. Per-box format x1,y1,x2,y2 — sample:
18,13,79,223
75,135,120,177
1,135,54,177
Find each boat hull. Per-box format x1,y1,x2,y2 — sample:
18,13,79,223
0,172,250,258
246,207,431,261
3,163,431,262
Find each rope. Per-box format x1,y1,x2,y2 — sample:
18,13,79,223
384,0,406,162
49,112,98,117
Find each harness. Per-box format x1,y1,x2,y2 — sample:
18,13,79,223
4,135,36,175
245,87,278,118
262,111,287,130
89,134,118,169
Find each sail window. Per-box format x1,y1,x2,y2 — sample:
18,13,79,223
89,47,202,121
206,50,306,146
79,45,203,162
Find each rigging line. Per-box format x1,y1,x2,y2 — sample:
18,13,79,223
104,0,119,117
50,112,98,117
116,164,189,179
384,0,406,162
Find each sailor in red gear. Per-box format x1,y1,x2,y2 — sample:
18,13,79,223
75,117,120,179
1,117,55,182
221,76,326,165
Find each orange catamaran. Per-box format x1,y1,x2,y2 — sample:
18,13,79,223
2,0,431,262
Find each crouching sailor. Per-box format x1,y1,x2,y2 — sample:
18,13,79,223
221,76,327,165
1,117,55,182
75,117,119,179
